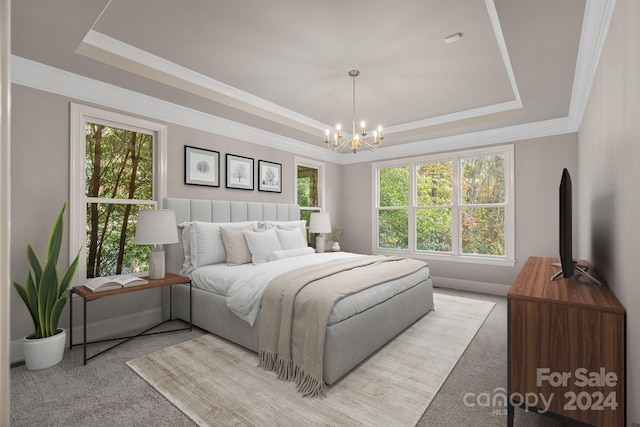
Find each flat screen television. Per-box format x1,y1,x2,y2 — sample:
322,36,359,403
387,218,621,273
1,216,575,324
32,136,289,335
551,168,601,285
558,168,574,278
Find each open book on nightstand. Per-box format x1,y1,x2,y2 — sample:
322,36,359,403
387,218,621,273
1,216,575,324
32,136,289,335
83,274,148,292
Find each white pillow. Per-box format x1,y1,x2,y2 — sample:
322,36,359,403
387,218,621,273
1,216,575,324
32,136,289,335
267,247,315,262
189,221,255,269
275,227,307,250
264,220,308,243
243,228,283,264
178,222,193,275
220,225,254,265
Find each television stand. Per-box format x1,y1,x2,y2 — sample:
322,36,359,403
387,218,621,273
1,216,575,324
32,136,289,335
508,257,625,427
550,261,602,286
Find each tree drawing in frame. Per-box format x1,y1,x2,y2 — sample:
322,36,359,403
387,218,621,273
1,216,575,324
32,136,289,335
185,145,220,187
226,153,254,190
258,160,282,193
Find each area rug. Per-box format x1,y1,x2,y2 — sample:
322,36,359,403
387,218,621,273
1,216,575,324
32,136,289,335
127,293,494,427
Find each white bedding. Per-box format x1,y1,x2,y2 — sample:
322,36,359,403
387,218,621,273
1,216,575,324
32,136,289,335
190,252,430,326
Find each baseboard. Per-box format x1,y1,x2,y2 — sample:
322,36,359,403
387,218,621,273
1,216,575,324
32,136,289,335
10,307,163,364
431,275,510,296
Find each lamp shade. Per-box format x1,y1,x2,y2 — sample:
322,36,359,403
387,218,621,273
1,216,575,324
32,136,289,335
309,212,331,234
134,209,179,245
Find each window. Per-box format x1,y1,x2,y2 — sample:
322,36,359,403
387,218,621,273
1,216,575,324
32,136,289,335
295,157,325,242
70,104,167,283
373,145,514,265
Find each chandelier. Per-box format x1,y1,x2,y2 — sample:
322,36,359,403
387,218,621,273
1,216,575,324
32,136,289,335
324,70,383,153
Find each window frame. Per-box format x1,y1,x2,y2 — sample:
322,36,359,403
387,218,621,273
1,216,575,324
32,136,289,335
294,156,325,214
69,104,167,285
372,144,515,267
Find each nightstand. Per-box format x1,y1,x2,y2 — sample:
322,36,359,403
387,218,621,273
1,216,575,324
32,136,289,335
69,272,192,364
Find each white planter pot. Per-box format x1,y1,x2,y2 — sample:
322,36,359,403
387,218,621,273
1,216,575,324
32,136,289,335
23,328,66,370
331,242,341,251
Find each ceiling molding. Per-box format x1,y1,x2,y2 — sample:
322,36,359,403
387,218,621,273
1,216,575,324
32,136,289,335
385,99,522,134
10,0,615,166
80,0,521,138
10,55,340,163
568,0,616,126
77,29,329,136
386,0,523,135
337,117,577,165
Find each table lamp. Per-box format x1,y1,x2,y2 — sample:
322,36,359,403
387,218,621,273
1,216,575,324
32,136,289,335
134,209,179,279
309,212,331,253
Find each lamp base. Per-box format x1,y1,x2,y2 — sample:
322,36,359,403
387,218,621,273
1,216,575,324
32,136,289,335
149,250,165,280
315,235,326,253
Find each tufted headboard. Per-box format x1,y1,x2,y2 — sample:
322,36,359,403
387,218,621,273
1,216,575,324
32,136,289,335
163,198,301,274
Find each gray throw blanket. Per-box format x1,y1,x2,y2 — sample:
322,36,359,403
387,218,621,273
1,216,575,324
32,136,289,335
258,255,427,397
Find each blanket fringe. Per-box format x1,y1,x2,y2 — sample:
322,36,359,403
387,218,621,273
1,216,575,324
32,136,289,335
258,350,326,398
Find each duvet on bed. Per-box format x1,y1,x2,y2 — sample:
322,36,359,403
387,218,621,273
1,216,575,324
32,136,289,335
189,251,430,327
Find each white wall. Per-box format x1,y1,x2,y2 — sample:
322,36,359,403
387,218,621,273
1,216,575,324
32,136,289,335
340,134,579,292
578,0,640,422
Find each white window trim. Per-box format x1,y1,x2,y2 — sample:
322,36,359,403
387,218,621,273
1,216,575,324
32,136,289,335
371,144,515,267
294,156,326,212
69,103,167,285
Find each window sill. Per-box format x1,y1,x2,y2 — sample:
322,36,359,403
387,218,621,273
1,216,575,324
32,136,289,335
372,249,517,267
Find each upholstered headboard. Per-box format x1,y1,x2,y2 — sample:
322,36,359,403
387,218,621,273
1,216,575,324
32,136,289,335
163,198,301,274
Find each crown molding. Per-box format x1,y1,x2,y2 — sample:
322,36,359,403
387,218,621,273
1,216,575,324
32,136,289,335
11,55,340,163
338,117,577,165
10,0,614,167
568,0,616,126
81,0,522,138
5,53,588,167
78,29,329,135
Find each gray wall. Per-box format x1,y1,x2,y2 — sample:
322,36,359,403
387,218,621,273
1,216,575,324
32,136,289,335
339,134,579,290
166,124,344,226
9,84,342,356
578,0,639,421
9,75,581,360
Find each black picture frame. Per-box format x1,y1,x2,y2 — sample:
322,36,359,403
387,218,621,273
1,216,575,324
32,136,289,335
258,160,282,193
225,153,254,190
184,145,220,187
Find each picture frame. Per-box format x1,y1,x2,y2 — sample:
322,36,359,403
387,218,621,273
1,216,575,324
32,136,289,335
258,160,282,193
225,153,254,190
184,145,220,187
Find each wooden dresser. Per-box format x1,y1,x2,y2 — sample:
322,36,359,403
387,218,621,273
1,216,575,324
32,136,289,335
507,256,625,426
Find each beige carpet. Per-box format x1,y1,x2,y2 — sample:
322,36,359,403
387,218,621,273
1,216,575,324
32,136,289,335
127,293,494,427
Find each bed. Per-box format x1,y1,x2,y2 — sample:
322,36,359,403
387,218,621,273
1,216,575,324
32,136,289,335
164,198,434,393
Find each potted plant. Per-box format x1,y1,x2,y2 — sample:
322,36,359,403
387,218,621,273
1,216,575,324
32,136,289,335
13,203,80,370
330,225,343,251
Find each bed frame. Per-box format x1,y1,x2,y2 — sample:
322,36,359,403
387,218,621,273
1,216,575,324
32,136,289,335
164,198,434,385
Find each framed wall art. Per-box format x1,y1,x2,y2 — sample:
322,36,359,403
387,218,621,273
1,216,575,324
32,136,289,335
184,145,220,187
258,160,282,193
225,153,254,190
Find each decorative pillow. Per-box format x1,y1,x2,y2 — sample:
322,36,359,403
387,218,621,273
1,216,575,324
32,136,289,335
275,227,307,250
243,228,283,264
267,247,315,262
264,220,308,243
189,221,255,269
178,222,193,275
220,225,254,265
